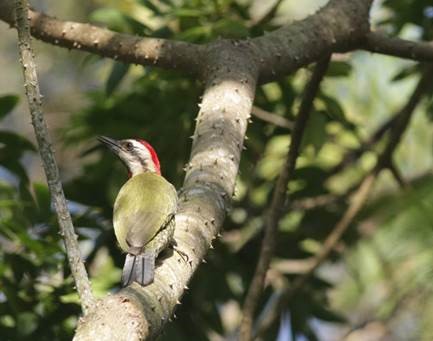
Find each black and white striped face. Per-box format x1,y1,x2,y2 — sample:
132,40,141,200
98,136,160,176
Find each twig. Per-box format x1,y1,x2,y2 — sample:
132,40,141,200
363,32,433,61
251,106,293,130
253,64,433,339
290,193,341,211
239,56,331,341
388,162,409,189
14,0,94,315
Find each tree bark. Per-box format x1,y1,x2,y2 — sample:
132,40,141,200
14,0,94,314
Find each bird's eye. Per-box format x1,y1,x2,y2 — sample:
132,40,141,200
125,142,134,151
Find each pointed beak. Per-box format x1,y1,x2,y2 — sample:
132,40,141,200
97,135,121,153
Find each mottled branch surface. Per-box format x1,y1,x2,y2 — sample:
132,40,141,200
14,0,94,314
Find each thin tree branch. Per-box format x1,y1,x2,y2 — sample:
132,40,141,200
363,32,433,61
251,106,293,130
253,64,433,339
388,162,409,189
14,0,94,315
239,56,331,341
0,0,203,74
290,193,341,211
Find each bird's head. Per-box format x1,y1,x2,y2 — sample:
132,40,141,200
98,136,161,177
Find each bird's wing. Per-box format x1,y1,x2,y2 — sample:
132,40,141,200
113,172,177,253
124,209,172,254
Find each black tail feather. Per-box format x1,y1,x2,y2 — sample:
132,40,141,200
122,253,155,287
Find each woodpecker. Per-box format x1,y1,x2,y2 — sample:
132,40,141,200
98,136,177,287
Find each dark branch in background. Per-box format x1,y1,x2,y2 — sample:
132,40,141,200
388,162,409,189
0,1,203,74
14,0,94,315
253,64,433,338
239,56,330,341
251,106,293,130
363,32,433,61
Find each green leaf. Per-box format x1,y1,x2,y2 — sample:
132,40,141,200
319,94,355,130
391,64,418,82
0,95,19,120
0,131,36,153
320,94,345,122
106,62,130,96
0,160,29,183
212,19,249,38
301,111,327,153
176,26,211,42
90,8,130,32
33,183,51,220
19,181,37,221
171,8,203,17
327,61,352,77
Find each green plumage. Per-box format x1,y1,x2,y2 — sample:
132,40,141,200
113,172,177,286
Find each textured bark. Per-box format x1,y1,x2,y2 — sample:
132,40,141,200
0,0,203,74
252,0,373,82
0,0,373,82
14,0,94,314
363,32,433,61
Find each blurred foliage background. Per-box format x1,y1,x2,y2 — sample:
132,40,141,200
1,0,433,340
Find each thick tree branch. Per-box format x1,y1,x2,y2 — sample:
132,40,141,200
239,57,330,341
252,0,373,82
0,0,203,74
74,41,259,340
363,32,433,61
253,64,433,338
14,0,94,314
1,0,373,83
